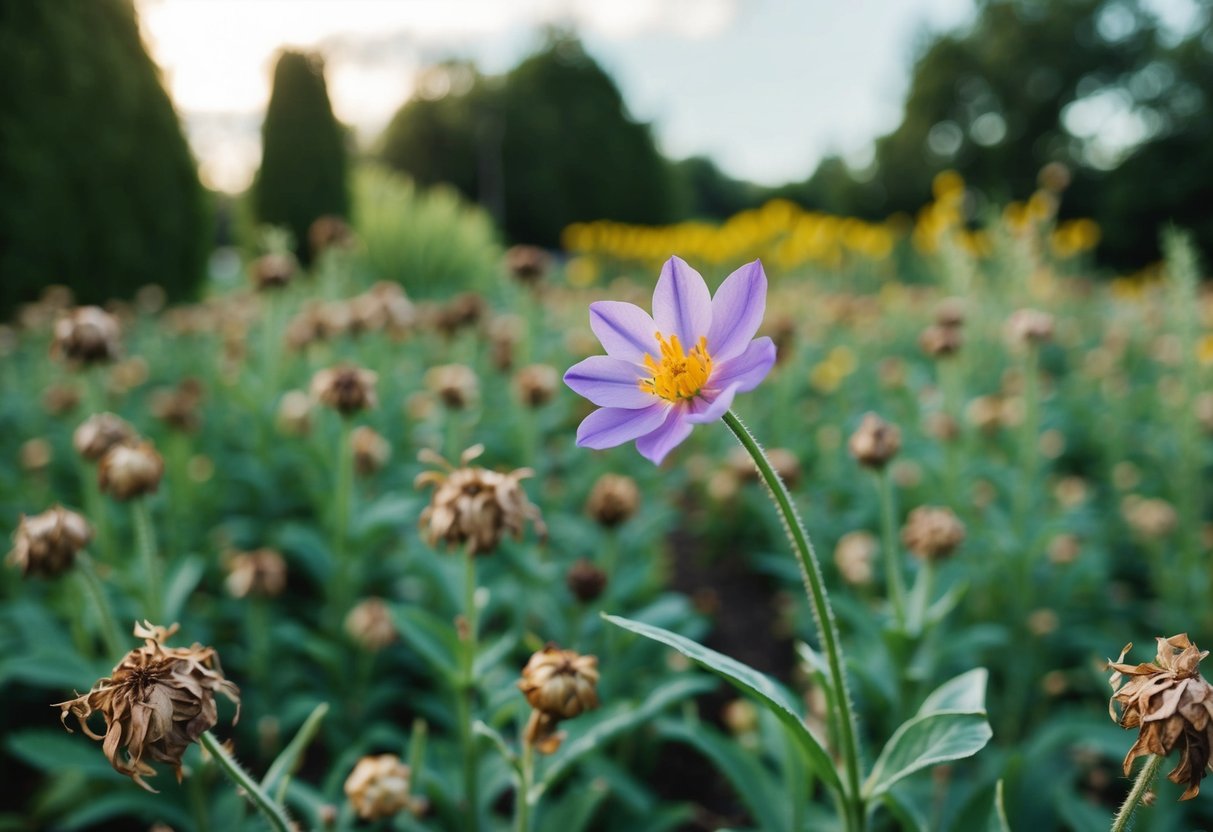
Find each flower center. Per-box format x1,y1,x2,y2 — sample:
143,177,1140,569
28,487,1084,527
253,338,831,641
640,332,712,402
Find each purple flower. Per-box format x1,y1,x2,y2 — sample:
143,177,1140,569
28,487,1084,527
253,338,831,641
564,256,776,464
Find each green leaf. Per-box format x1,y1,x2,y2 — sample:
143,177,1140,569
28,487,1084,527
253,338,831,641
261,702,329,800
163,555,205,622
986,779,1010,832
7,730,123,779
603,614,844,796
391,604,459,682
863,712,992,799
881,789,928,832
919,668,988,715
473,720,518,769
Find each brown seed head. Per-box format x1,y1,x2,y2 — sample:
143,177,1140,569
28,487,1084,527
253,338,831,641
725,446,801,488
249,253,297,291
224,549,287,599
54,621,240,791
351,426,392,477
919,324,962,358
487,314,523,371
98,440,164,500
276,390,313,436
848,412,901,468
433,292,486,337
345,598,396,651
348,282,416,335
934,297,967,328
504,245,551,285
833,530,877,586
42,383,82,416
52,306,121,365
1109,635,1213,800
7,505,92,578
513,363,559,408
74,413,136,463
900,506,966,561
566,559,608,603
309,215,355,257
425,363,479,410
415,446,546,556
1122,496,1178,540
311,365,378,416
585,473,641,528
344,754,412,821
519,644,599,751
149,379,204,433
1005,308,1055,348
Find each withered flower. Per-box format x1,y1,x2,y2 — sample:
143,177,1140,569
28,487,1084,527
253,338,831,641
311,365,378,416
74,413,136,462
52,306,121,365
149,378,204,433
1109,635,1213,800
351,426,392,477
348,282,416,336
276,390,313,436
1122,496,1179,541
519,644,600,753
249,252,297,291
54,621,240,791
487,314,523,371
901,506,965,561
20,438,53,473
224,548,287,599
513,363,559,408
415,445,546,556
425,363,479,410
344,754,413,821
345,598,397,651
42,383,82,416
848,412,901,469
309,215,355,257
934,297,966,328
1005,308,1055,348
834,530,877,586
566,559,608,603
504,245,551,285
98,439,164,500
7,505,92,578
919,324,962,358
433,292,486,337
585,473,640,528
726,446,802,489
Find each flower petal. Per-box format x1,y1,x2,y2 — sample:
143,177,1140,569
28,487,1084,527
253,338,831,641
712,336,776,393
635,405,694,465
707,260,767,362
685,384,739,424
588,301,659,364
576,403,670,450
652,256,712,346
564,356,652,409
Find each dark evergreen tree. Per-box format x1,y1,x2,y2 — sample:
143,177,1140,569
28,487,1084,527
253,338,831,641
0,0,208,315
253,50,348,261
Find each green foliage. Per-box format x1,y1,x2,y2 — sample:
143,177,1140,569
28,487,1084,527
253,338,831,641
353,165,502,298
0,0,208,315
253,50,349,262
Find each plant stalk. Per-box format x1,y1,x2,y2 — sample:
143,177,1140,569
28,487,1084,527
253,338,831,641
198,731,294,832
1111,753,1162,832
131,496,163,622
75,552,124,658
876,469,907,629
515,739,534,832
458,548,481,832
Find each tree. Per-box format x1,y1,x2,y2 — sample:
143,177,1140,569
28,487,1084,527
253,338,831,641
0,0,208,314
253,50,348,262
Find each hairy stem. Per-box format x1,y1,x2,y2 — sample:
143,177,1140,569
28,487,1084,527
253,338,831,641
198,731,293,832
459,548,481,832
1111,753,1162,832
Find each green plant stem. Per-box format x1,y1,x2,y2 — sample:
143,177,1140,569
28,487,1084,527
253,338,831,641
515,739,534,832
79,462,111,560
1111,753,1163,832
458,548,480,832
875,469,906,629
75,552,124,658
722,410,864,829
330,419,354,622
131,496,163,622
198,731,293,832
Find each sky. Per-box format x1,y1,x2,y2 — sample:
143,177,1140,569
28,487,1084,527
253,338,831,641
132,0,1197,194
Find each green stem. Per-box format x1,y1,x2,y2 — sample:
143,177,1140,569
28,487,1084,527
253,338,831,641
75,552,124,659
876,470,906,629
722,411,864,827
330,419,354,622
131,497,163,622
198,731,293,832
459,548,480,832
515,739,534,832
1111,754,1163,832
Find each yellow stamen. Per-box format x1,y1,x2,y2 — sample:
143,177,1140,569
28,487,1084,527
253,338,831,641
639,332,713,402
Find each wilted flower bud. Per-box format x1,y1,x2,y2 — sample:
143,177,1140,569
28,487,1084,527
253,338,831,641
919,324,962,358
425,364,479,410
249,252,297,291
848,412,901,469
513,364,559,408
415,446,545,556
349,282,416,336
833,530,877,586
1122,496,1178,540
519,645,600,753
566,559,608,603
7,506,92,578
351,426,391,477
98,440,164,500
345,598,396,651
149,379,204,433
504,245,551,285
900,506,965,561
1005,308,1055,348
224,549,287,599
433,292,486,337
722,699,760,736
585,474,640,528
487,314,523,371
20,438,53,473
42,383,82,416
1109,635,1213,800
726,446,801,488
344,754,412,821
74,413,136,463
309,215,355,257
275,390,312,437
934,297,966,328
965,396,1004,435
54,622,240,791
311,365,378,416
925,411,960,443
52,306,121,365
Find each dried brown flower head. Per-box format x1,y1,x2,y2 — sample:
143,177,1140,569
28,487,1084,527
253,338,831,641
249,252,297,291
1109,635,1213,800
487,314,523,371
725,446,802,488
900,506,966,561
42,383,82,416
513,364,559,408
848,412,901,469
415,446,546,556
351,426,392,477
309,215,355,257
833,530,877,586
345,598,397,651
585,473,640,528
519,645,600,753
1005,308,1055,348
98,439,164,500
54,622,239,791
7,505,92,578
276,390,313,436
504,245,551,285
934,297,967,328
224,548,287,599
52,306,121,365
566,559,608,603
149,379,204,433
919,324,962,358
433,292,486,337
348,282,416,336
311,365,378,416
425,363,479,410
74,413,136,463
20,438,53,472
344,754,412,820
1122,496,1179,540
